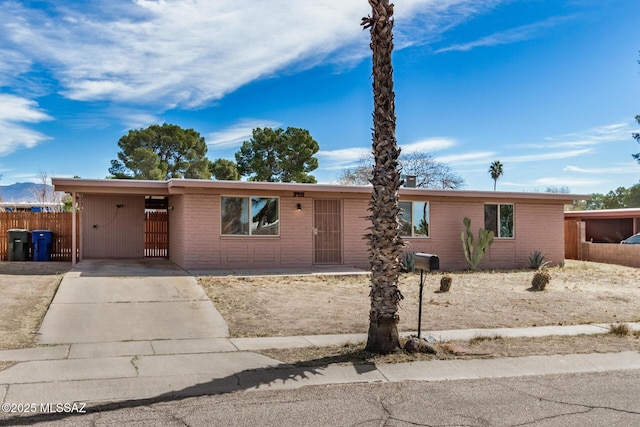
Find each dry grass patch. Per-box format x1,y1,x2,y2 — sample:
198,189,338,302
259,333,640,367
0,262,70,350
198,260,640,338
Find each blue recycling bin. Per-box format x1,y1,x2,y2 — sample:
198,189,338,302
32,230,53,261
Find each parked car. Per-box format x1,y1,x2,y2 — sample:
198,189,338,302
620,233,640,244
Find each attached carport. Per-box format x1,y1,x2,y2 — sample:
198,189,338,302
52,178,170,266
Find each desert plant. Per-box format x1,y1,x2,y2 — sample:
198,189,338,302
527,250,546,269
461,217,494,269
531,269,551,291
439,274,453,292
400,251,415,273
609,323,631,336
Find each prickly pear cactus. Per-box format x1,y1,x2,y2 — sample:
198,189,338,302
461,217,494,269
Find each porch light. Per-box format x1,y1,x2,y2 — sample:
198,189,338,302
296,203,302,211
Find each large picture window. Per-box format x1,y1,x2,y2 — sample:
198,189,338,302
484,203,514,238
221,197,279,236
399,201,429,238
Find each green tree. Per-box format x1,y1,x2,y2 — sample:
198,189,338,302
210,159,240,180
587,187,629,210
362,0,404,354
235,127,319,183
109,123,211,180
625,183,640,207
489,160,503,191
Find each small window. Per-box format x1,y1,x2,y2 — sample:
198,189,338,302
484,203,514,238
399,201,429,238
221,196,279,236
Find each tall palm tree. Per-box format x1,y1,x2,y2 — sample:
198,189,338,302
489,160,503,191
362,0,404,354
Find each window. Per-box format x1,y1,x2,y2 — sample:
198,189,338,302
484,204,514,238
221,197,279,236
399,201,429,237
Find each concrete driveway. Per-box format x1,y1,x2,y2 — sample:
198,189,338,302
37,259,229,344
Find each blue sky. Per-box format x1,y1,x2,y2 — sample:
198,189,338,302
1,0,639,195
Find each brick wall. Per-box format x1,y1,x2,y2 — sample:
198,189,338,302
581,242,640,268
168,192,567,271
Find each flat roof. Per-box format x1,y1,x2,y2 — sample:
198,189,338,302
52,178,588,203
565,208,640,219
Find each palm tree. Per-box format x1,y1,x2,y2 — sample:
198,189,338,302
361,0,404,354
489,160,503,191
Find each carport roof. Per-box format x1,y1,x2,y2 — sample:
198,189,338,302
52,177,587,203
565,208,640,219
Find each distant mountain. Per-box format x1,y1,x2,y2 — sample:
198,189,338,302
0,182,54,203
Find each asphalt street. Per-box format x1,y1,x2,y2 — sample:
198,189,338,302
2,369,639,426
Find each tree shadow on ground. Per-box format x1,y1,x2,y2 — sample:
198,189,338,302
0,352,378,426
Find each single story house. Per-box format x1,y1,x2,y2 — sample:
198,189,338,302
52,178,583,271
564,208,640,243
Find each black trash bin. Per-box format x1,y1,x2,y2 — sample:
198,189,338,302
32,230,53,261
8,229,30,261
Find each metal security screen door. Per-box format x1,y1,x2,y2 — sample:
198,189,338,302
313,199,343,264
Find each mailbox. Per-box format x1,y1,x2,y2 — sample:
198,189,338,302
414,253,439,271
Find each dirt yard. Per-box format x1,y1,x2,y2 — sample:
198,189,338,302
0,262,70,350
197,260,640,338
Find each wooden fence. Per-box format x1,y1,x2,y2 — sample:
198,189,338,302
0,212,76,261
1,211,169,261
145,210,168,258
564,219,580,260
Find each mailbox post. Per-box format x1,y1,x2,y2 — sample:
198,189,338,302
414,253,439,340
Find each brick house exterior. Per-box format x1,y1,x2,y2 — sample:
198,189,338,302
52,178,580,271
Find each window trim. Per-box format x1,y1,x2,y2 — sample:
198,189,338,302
484,203,514,239
220,195,280,237
399,200,430,238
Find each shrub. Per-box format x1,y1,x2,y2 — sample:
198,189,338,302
400,251,415,273
527,250,546,269
609,323,631,336
439,274,453,292
531,269,551,291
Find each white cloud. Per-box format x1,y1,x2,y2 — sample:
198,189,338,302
435,15,573,54
0,0,507,109
400,138,456,154
563,164,639,174
317,147,371,169
503,148,593,163
436,151,495,164
539,122,635,147
0,94,52,156
208,119,282,149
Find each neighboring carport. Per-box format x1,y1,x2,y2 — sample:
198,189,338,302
565,208,640,243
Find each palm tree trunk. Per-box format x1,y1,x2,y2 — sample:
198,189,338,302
362,0,404,354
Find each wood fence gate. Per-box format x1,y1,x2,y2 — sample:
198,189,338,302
145,211,168,258
564,219,580,260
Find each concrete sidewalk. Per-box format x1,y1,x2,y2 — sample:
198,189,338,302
1,322,639,406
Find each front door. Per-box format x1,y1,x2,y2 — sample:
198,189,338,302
313,199,342,264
